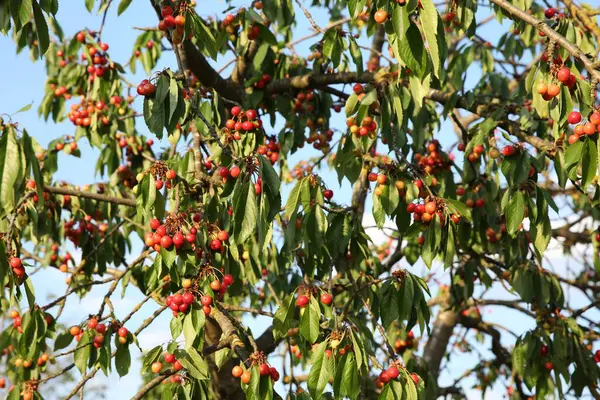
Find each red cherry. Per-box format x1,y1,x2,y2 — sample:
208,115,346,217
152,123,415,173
217,230,229,241
259,364,270,376
164,353,175,363
540,345,549,356
242,121,254,131
223,274,234,286
178,303,189,313
323,189,333,200
160,235,173,249
245,109,257,120
368,172,378,182
387,366,399,379
201,295,213,306
544,8,556,18
185,232,196,243
183,292,195,305
210,239,222,251
9,258,22,269
568,111,582,124
95,323,107,334
164,15,176,28
411,373,419,385
173,232,184,247
173,360,183,371
296,295,309,307
230,165,241,178
544,361,554,371
353,83,364,94
320,293,333,305
88,318,98,330
161,5,173,17
203,305,212,315
231,106,242,116
557,67,571,83
269,367,280,381
590,112,600,125
155,180,164,190
219,167,230,178
118,327,128,337
501,145,517,157
379,371,391,383
156,225,167,237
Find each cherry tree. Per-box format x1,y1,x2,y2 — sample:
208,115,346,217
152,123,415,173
0,0,599,399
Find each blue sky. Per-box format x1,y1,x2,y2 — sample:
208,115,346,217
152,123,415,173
0,1,597,399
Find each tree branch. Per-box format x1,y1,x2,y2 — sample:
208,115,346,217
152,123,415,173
44,185,136,207
489,0,600,84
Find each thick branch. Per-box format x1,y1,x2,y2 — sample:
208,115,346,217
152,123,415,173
44,185,136,207
489,0,600,84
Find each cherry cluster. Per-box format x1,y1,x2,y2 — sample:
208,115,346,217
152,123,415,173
346,115,378,138
567,110,600,144
232,351,279,384
151,352,184,378
414,140,451,175
67,100,111,128
158,5,187,44
136,79,157,97
8,257,25,279
394,330,416,353
306,127,334,151
257,136,280,164
292,90,316,114
295,291,333,307
459,143,485,163
406,198,454,225
224,106,262,137
253,73,272,90
144,216,195,251
84,43,111,81
166,292,196,316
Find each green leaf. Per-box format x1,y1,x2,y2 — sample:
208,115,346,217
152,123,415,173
14,103,33,114
143,97,165,138
170,314,184,339
11,0,32,28
307,341,333,399
32,0,50,55
175,348,209,380
22,130,44,208
115,344,131,377
0,127,25,216
445,198,471,221
392,5,410,37
182,305,205,348
340,352,360,399
581,139,597,188
74,332,91,374
54,331,74,351
24,277,35,308
506,191,525,236
232,179,258,244
380,281,399,329
284,179,302,219
300,296,320,344
419,0,446,77
348,37,363,75
395,23,428,79
168,77,179,125
273,294,295,340
117,0,133,15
